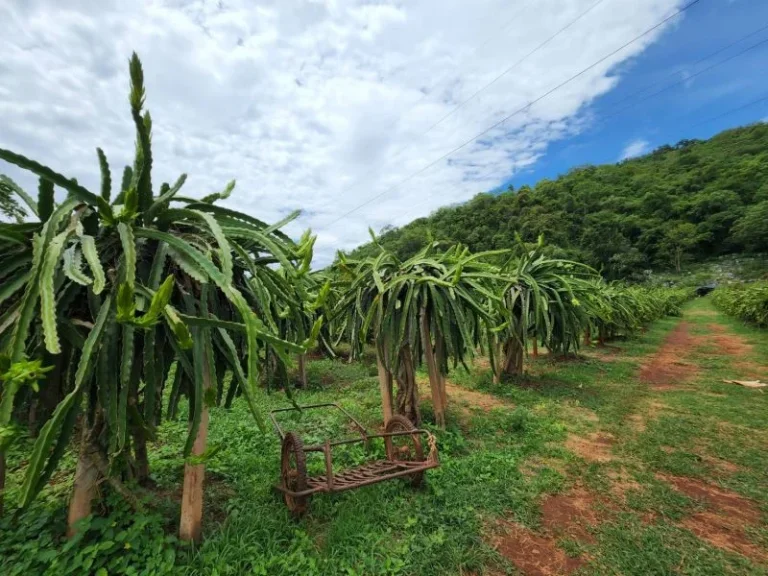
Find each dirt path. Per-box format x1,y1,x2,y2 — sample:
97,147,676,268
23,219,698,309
638,321,701,389
637,314,766,388
496,302,768,574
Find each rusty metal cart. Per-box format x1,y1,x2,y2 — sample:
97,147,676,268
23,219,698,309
270,403,439,516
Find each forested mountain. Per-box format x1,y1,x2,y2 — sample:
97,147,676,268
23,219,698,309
350,123,768,279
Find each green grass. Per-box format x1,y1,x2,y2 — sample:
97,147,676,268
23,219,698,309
2,297,768,575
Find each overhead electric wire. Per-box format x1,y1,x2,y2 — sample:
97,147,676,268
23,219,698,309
602,21,768,111
691,93,768,128
385,0,539,126
316,0,609,228
400,90,768,225
407,0,608,143
401,11,768,223
597,34,768,123
321,0,702,229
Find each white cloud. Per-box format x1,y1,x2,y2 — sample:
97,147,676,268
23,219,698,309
619,139,651,160
0,0,686,265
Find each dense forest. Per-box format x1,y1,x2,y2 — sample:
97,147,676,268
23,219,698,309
350,124,768,279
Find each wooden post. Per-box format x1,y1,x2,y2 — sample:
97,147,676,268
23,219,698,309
179,406,209,543
67,429,100,538
420,309,445,428
502,338,524,377
297,353,307,388
0,452,6,517
179,352,211,543
531,338,538,358
396,346,421,427
435,337,447,409
376,349,394,425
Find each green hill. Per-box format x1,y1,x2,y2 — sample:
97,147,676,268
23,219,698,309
350,123,768,279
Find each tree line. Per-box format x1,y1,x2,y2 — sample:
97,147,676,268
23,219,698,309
350,124,768,278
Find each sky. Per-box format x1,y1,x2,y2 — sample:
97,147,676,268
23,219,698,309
2,0,767,266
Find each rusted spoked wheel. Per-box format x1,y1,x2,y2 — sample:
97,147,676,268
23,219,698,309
384,415,425,487
281,432,309,516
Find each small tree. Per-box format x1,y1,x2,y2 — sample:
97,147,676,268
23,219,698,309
663,222,705,273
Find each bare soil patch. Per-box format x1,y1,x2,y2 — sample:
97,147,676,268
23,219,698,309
626,400,667,433
491,520,584,576
541,488,600,544
708,327,754,356
728,362,768,382
688,309,719,317
663,476,761,523
445,381,509,411
562,403,599,425
700,323,766,378
606,467,642,500
418,377,510,413
583,347,624,363
682,512,767,562
662,475,766,561
638,322,700,389
565,432,615,463
697,454,743,476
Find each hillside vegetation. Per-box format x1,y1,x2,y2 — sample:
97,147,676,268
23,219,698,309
351,124,768,279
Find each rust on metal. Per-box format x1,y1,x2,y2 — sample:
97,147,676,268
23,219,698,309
272,404,439,515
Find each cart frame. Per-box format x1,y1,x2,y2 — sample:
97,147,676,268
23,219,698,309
270,403,439,510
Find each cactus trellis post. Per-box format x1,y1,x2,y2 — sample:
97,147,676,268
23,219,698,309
376,349,394,425
420,308,445,429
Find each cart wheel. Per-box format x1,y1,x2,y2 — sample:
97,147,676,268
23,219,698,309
384,415,425,487
281,432,309,516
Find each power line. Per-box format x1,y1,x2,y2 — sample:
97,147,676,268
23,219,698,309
321,0,702,229
597,34,768,123
400,15,768,223
386,0,539,129
601,21,768,111
400,93,768,226
316,0,608,229
409,0,608,144
691,93,768,127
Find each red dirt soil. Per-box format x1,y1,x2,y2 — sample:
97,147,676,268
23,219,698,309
418,376,509,412
541,488,600,544
626,400,667,434
708,327,754,356
492,521,584,576
663,475,766,562
638,322,700,389
565,432,616,463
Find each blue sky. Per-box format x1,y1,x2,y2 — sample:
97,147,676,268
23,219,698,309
506,0,768,190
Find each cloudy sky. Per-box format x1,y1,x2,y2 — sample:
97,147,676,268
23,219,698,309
2,0,768,265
